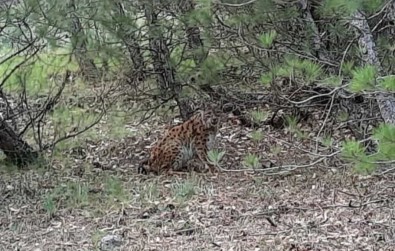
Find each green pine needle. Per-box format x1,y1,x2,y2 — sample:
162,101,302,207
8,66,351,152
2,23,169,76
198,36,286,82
378,75,395,91
350,65,377,92
259,30,277,48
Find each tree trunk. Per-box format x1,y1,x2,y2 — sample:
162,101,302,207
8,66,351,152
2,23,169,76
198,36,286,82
0,119,37,167
178,0,206,64
176,0,207,119
112,1,145,84
144,3,194,119
298,0,330,62
350,10,395,125
386,1,395,35
68,0,98,81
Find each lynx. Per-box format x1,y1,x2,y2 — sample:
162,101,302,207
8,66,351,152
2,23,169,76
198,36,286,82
138,109,219,174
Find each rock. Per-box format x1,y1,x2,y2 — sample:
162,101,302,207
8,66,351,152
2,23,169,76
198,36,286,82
99,234,122,251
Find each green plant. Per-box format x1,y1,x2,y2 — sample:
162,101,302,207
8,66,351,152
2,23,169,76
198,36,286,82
171,178,198,203
66,181,90,207
42,194,57,217
250,130,264,143
372,123,395,160
250,110,268,125
270,145,282,155
350,65,377,92
325,75,343,87
321,135,334,148
207,149,225,167
1,50,78,95
341,61,355,76
105,176,127,202
199,55,225,83
285,115,307,140
91,229,106,249
242,153,261,170
260,72,273,86
105,111,135,139
259,30,277,48
139,182,160,203
342,140,375,174
337,111,349,122
341,123,395,174
378,75,395,91
320,0,385,16
285,115,298,132
300,59,323,83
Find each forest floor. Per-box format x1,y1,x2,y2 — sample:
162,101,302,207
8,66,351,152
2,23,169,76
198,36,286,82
1,111,395,251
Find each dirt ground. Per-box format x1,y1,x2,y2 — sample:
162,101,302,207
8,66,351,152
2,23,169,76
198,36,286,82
1,116,394,251
1,167,395,251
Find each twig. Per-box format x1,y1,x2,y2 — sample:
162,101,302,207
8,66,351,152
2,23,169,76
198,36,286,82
0,45,41,88
338,38,356,76
282,84,347,105
0,40,35,66
217,0,256,7
378,167,395,175
253,199,386,217
42,95,106,151
315,89,337,152
266,134,339,157
216,150,341,174
367,0,393,20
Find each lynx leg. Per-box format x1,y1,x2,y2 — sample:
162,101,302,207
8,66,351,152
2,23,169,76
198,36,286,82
186,158,205,173
194,138,217,173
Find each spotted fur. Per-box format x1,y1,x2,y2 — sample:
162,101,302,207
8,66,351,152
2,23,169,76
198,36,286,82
138,109,219,175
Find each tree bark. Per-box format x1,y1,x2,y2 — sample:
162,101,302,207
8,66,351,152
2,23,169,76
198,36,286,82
386,1,395,35
145,2,193,120
68,0,98,81
112,1,145,83
178,0,206,64
350,10,395,125
0,118,37,167
298,0,330,62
